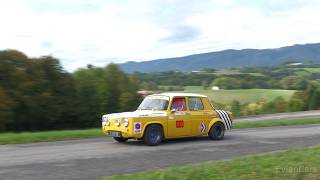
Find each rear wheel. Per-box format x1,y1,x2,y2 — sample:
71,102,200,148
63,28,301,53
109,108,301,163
144,125,163,146
113,137,128,143
209,122,225,140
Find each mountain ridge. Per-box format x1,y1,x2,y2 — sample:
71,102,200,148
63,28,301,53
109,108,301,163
119,43,320,73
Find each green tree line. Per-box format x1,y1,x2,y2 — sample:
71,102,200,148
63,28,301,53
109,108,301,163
134,66,319,91
0,50,141,132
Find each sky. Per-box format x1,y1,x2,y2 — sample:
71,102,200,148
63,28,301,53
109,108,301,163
1,0,320,71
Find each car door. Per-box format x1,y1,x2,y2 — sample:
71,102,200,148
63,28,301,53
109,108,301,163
187,97,211,136
167,97,192,137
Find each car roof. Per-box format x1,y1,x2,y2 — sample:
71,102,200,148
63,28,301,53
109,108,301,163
151,92,208,98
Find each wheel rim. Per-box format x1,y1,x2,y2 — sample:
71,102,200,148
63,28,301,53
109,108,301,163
149,127,161,144
214,125,222,137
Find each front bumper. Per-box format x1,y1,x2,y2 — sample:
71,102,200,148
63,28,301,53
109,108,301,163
102,125,143,139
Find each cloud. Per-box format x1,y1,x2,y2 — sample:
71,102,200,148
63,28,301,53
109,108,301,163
22,0,104,14
0,0,320,71
160,26,201,43
40,41,53,48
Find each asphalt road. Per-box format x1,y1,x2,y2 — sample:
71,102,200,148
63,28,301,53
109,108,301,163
1,124,320,180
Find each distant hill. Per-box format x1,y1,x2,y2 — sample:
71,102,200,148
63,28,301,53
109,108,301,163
119,43,320,73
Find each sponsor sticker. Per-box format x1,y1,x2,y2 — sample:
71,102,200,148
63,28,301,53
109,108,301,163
176,120,184,128
134,122,142,133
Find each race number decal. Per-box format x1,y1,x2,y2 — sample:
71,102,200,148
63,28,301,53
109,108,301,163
134,122,142,133
176,120,184,128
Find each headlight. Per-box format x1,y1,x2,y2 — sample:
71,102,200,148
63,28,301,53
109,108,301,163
102,116,107,126
123,118,129,127
106,117,110,126
115,119,120,126
102,116,110,126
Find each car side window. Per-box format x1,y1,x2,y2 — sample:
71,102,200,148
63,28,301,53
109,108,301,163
188,97,204,110
171,98,186,111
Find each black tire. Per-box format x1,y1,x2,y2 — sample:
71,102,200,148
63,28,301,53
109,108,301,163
208,122,225,140
144,124,163,146
113,137,128,143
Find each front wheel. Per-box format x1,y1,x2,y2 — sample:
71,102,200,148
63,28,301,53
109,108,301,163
208,122,225,140
144,125,163,146
113,137,128,143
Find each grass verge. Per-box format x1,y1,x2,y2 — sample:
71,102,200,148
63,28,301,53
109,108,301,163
103,146,320,180
0,128,103,145
0,118,319,145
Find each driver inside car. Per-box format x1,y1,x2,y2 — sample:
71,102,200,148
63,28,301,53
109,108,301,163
171,98,186,111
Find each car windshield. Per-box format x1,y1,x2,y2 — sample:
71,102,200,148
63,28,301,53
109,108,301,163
137,97,169,110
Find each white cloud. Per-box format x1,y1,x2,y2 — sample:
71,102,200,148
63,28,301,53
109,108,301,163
0,0,320,71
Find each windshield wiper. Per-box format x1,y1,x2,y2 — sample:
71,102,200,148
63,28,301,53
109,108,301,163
137,108,151,110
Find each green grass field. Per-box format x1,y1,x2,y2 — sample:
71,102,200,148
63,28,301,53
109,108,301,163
293,67,320,76
0,118,319,145
179,87,295,104
103,146,320,180
300,67,320,73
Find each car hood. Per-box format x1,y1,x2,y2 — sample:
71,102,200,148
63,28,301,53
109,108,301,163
103,110,167,119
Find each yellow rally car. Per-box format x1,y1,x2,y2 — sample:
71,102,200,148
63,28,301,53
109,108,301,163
102,93,233,146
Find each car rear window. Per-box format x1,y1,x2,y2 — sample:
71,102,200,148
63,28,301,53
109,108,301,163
189,97,204,110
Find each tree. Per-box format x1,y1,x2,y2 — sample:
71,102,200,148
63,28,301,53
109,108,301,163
261,97,288,114
0,50,80,131
211,77,241,89
73,64,141,128
287,92,306,112
231,100,241,117
309,88,320,110
280,76,308,90
305,81,320,110
0,87,15,131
